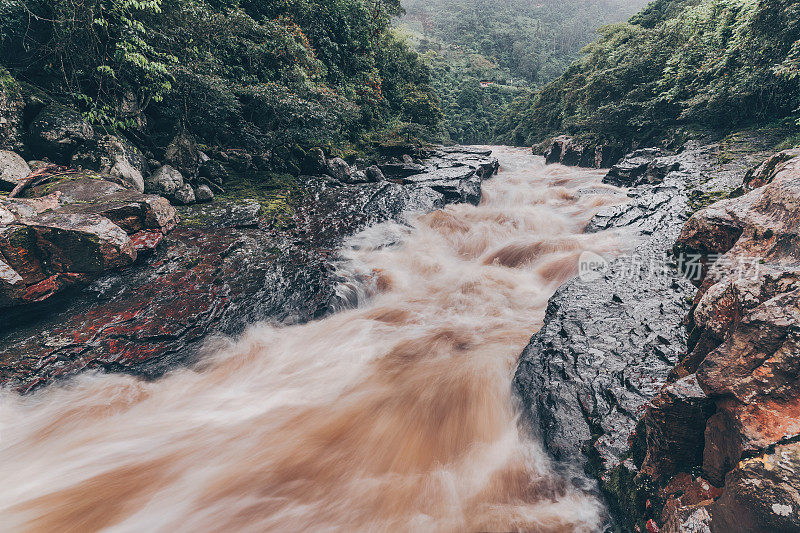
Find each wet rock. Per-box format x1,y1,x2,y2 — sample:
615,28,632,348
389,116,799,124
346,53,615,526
639,375,715,482
596,144,627,169
326,157,352,183
365,165,385,182
379,161,427,179
146,165,184,197
172,183,196,205
50,179,178,233
199,159,227,185
195,184,214,203
28,105,94,162
545,136,588,166
544,136,625,168
514,138,774,531
164,131,199,178
349,170,370,184
0,150,30,190
613,143,800,531
0,170,177,309
658,472,720,533
71,135,146,192
605,149,681,187
709,443,800,533
403,166,482,205
744,148,800,190
24,213,136,272
438,145,493,157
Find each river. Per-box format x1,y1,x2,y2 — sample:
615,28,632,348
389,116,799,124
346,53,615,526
0,147,626,532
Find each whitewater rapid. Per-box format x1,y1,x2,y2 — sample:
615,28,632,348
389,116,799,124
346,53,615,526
0,147,626,532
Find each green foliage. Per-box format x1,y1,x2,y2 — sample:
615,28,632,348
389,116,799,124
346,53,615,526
0,0,439,156
498,0,800,146
398,0,648,144
0,0,175,128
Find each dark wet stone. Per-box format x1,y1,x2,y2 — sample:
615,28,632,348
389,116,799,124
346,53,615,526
604,149,682,187
513,140,767,529
28,105,93,162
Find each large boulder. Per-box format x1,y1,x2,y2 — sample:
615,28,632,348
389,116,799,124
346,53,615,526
0,170,177,308
325,157,352,183
604,148,680,187
28,105,94,162
71,135,146,192
544,136,592,167
164,131,199,178
365,165,385,182
172,183,196,205
379,161,426,179
0,150,30,191
634,148,800,531
544,135,624,168
195,184,214,203
0,71,25,151
146,165,184,197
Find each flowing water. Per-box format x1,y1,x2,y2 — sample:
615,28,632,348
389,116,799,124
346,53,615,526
0,147,627,532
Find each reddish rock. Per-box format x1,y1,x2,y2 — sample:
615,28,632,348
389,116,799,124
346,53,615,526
0,224,46,285
130,230,165,252
744,148,800,190
710,442,800,533
26,213,136,272
23,272,90,302
640,374,714,482
0,150,498,391
636,149,800,530
0,171,177,308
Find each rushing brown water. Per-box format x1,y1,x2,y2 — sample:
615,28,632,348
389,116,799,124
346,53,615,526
0,147,626,532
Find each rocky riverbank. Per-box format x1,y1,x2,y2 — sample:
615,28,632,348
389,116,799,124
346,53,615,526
515,130,800,532
0,134,497,390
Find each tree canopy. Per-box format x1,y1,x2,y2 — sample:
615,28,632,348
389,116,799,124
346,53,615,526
496,0,800,147
0,0,441,155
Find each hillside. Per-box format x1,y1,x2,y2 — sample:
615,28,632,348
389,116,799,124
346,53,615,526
497,0,800,149
397,0,648,144
0,0,440,167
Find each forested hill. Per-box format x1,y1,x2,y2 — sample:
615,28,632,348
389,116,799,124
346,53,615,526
397,0,648,144
0,0,441,166
496,0,800,149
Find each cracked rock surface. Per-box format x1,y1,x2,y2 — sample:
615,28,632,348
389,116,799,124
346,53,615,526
513,135,783,531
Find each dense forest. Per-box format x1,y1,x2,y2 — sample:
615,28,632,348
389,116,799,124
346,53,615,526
496,0,800,148
3,0,800,169
397,0,648,144
0,0,441,167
